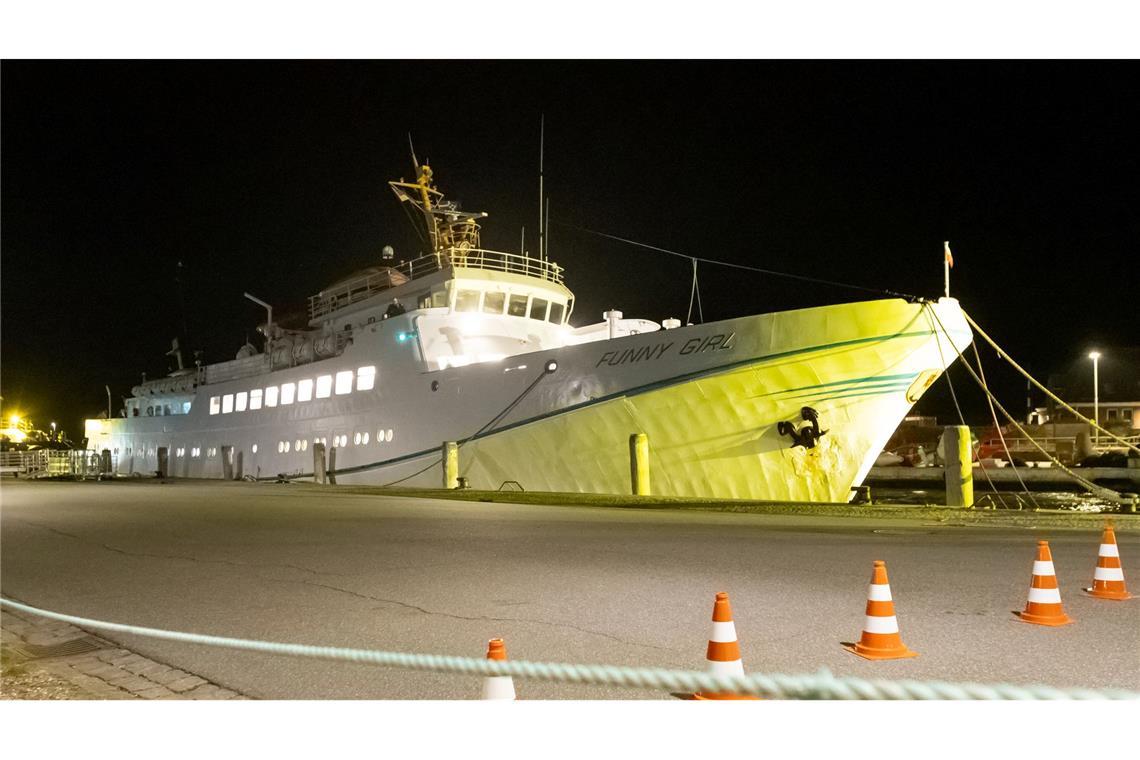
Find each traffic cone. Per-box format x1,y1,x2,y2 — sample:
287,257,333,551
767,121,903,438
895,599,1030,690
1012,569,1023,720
1084,524,1132,601
480,638,516,700
843,560,917,660
1016,540,1074,625
693,591,759,700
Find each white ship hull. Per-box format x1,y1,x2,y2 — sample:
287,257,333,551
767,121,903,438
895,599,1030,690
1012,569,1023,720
87,297,971,502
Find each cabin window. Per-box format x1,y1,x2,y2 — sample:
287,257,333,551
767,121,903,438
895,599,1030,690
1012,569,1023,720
182,401,192,414
316,375,333,399
432,290,448,308
1124,409,1134,420
235,391,248,412
455,289,480,312
416,291,432,309
222,394,234,414
548,302,564,324
483,292,506,315
507,294,528,317
265,386,279,407
298,379,314,402
529,298,549,321
357,365,376,391
146,406,154,416
335,371,353,395
1107,409,1118,420
281,382,296,405
249,389,263,410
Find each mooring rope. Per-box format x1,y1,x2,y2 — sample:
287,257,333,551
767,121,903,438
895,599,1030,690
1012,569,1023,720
962,312,1140,456
2,598,1135,700
926,306,1125,502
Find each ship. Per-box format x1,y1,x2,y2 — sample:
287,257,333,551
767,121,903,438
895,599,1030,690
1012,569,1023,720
85,159,973,502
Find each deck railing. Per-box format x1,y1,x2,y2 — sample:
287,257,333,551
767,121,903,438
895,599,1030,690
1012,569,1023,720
308,248,564,321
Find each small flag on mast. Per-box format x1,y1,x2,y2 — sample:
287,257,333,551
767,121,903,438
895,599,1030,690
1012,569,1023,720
944,240,954,268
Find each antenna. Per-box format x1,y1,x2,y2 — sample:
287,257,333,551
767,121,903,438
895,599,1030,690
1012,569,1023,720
521,226,526,256
545,197,550,261
408,133,419,169
538,115,545,262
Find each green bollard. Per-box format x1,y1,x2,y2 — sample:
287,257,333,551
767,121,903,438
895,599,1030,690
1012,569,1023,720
943,425,974,508
442,441,458,489
629,433,650,496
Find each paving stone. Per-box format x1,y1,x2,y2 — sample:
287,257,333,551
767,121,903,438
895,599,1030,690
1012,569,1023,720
166,675,208,693
125,659,167,676
148,668,192,686
97,649,132,664
72,660,108,676
86,663,126,680
134,686,176,699
182,684,236,700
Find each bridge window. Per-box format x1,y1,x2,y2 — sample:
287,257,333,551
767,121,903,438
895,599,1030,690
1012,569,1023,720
298,378,314,402
235,391,248,412
265,386,279,407
281,383,296,405
222,394,234,414
249,389,263,410
335,370,353,395
507,294,528,317
529,297,549,321
356,366,376,391
549,302,564,324
483,292,506,315
316,374,333,399
182,401,192,414
455,289,480,312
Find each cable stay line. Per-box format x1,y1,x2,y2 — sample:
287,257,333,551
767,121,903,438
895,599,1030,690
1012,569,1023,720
550,219,921,300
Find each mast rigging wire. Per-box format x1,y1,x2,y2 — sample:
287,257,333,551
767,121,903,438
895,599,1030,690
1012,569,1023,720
550,220,920,301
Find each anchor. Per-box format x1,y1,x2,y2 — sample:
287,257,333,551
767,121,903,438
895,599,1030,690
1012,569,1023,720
777,406,828,449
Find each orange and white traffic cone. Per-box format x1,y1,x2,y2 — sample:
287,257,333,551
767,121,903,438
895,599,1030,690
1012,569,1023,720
480,637,516,700
693,592,759,700
1016,540,1074,625
843,560,917,660
1084,524,1132,601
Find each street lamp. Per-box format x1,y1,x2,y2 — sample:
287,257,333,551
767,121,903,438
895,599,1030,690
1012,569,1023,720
1088,351,1101,446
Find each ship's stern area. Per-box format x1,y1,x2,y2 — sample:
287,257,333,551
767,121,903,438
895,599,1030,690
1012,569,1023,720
454,297,972,502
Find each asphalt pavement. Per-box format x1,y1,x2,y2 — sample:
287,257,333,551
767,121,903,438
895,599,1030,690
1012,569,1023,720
1,480,1136,699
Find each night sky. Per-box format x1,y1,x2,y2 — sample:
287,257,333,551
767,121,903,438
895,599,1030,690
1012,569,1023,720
2,61,1136,439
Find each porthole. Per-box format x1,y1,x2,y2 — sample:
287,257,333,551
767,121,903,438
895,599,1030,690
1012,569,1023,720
386,429,394,442
353,432,361,445
301,439,308,452
362,432,370,445
294,439,302,451
278,441,285,454
431,380,439,392
251,444,258,454
284,441,291,453
377,429,384,444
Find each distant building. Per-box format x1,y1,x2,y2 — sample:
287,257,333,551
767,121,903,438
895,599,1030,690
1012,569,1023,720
1043,347,1140,431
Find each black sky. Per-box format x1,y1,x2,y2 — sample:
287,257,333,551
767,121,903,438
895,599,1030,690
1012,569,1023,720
2,61,1137,438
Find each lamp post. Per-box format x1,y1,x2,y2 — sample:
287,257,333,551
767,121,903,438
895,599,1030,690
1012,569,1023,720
1088,351,1101,447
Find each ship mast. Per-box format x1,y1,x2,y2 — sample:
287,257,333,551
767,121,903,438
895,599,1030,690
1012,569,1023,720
389,159,487,259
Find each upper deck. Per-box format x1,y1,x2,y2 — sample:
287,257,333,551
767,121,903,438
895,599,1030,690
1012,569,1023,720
308,249,565,322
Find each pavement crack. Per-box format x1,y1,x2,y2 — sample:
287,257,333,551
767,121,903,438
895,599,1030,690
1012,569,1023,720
293,579,680,654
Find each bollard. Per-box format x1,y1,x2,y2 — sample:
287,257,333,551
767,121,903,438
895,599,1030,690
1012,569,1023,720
327,446,337,485
629,433,650,495
442,441,458,489
313,442,326,484
942,425,973,508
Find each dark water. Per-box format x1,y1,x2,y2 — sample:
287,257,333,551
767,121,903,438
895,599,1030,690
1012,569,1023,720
871,487,1124,512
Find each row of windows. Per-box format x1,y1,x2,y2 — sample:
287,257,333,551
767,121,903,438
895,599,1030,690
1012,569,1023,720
209,366,376,415
1106,408,1134,420
452,289,566,324
278,429,396,454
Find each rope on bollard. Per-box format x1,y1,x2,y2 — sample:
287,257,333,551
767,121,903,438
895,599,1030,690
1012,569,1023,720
2,597,1137,700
